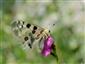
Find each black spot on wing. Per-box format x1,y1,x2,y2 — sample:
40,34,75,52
26,24,31,28
18,20,20,24
24,36,28,41
28,43,32,48
32,30,35,34
33,26,37,30
22,21,24,24
49,30,50,33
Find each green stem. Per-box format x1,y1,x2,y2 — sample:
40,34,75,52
51,43,63,64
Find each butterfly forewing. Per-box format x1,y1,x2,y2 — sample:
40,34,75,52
11,20,45,49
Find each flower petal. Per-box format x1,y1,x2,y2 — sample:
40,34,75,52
41,36,54,56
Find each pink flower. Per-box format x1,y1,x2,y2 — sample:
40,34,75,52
41,36,54,56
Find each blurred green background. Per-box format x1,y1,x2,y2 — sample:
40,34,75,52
0,0,85,64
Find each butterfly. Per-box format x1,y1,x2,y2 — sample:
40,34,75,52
11,20,58,58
